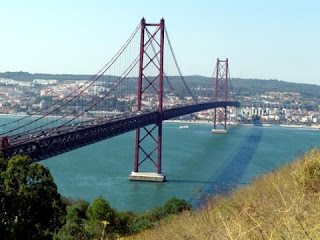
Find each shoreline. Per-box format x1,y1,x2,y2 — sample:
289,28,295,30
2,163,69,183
164,120,213,125
0,113,319,131
164,119,320,130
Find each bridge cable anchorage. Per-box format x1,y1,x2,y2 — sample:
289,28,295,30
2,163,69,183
14,33,158,141
164,27,198,103
0,23,141,137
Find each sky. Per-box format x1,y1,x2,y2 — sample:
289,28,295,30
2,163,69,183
0,0,319,84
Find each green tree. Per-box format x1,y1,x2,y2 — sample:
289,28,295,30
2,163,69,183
66,200,89,222
85,197,116,239
54,219,89,240
55,200,90,240
0,155,66,239
114,211,135,235
162,197,191,215
86,197,115,223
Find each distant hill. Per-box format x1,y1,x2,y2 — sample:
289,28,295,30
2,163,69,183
1,71,320,100
178,75,320,99
231,78,320,99
0,71,93,81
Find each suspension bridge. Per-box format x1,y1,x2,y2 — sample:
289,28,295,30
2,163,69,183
0,18,240,181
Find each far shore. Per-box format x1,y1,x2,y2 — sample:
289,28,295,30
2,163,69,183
164,119,320,131
0,113,319,131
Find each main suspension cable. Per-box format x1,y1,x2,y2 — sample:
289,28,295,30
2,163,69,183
1,23,141,136
165,27,198,103
0,22,140,134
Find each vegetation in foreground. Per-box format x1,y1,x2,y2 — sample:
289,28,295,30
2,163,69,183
0,154,190,239
2,149,320,239
129,148,320,239
55,196,190,239
0,154,66,239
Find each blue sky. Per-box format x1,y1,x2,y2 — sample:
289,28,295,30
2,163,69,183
0,0,319,84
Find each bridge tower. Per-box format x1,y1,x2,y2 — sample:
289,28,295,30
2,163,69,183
212,58,229,134
129,18,166,182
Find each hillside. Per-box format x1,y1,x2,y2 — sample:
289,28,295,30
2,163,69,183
0,71,93,81
129,149,320,239
1,71,320,100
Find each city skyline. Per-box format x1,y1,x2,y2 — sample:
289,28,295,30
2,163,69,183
0,0,319,84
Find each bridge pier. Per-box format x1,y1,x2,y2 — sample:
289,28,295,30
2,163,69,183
130,18,166,182
129,172,166,182
212,129,227,134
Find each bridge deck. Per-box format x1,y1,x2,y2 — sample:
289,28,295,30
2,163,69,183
3,101,240,160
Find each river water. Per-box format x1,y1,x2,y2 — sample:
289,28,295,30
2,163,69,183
34,123,318,212
1,116,319,212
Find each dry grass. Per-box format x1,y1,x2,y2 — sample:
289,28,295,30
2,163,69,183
128,148,320,240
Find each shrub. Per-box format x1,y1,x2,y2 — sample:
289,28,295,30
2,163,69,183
54,219,89,240
114,211,135,235
163,198,191,215
296,148,320,193
86,196,115,224
66,200,90,222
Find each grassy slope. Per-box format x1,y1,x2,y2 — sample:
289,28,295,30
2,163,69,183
129,149,320,239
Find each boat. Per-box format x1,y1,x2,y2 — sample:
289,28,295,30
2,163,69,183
179,125,189,129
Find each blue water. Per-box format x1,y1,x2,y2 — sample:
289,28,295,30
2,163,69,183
2,117,319,212
39,123,320,212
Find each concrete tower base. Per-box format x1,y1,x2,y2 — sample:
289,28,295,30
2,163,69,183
129,172,166,182
212,129,228,134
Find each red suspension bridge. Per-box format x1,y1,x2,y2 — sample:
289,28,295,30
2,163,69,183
0,18,240,181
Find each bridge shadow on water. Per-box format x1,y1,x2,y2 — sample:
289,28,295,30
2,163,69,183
183,120,264,207
167,179,216,184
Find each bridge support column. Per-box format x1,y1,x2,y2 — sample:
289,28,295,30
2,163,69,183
130,18,166,182
212,58,229,134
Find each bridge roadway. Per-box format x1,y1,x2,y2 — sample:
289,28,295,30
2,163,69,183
3,101,240,161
